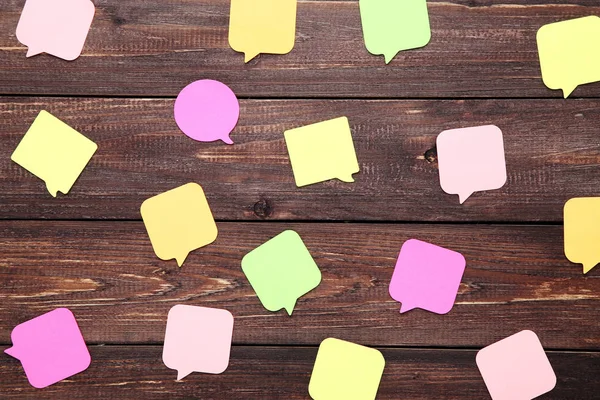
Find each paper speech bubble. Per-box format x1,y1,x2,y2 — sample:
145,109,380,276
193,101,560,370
141,183,218,267
174,80,240,145
389,239,466,314
437,125,507,204
537,16,600,98
229,0,297,62
241,230,321,315
284,116,360,187
359,0,431,64
5,308,91,389
163,305,234,381
16,0,95,61
308,338,385,400
564,197,600,274
476,330,556,400
11,110,98,197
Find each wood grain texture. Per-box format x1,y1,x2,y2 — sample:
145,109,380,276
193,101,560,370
1,0,600,98
1,221,598,348
0,345,598,399
2,97,600,221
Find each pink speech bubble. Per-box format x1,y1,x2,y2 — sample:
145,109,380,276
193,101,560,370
389,239,466,314
16,0,95,61
4,308,91,388
162,305,234,380
476,330,557,400
437,125,507,204
174,80,240,145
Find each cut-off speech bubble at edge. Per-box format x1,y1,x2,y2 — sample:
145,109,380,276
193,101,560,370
5,308,91,389
140,182,218,267
10,110,98,197
284,116,360,187
16,0,95,61
241,230,322,315
537,16,600,98
162,305,234,381
174,80,240,145
476,330,557,400
228,0,297,63
564,197,600,274
359,0,431,64
437,125,507,204
389,239,466,314
308,338,386,400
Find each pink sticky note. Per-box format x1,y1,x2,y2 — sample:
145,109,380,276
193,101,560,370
4,308,91,388
476,330,557,400
174,80,240,145
389,239,466,314
437,125,507,204
16,0,95,61
162,305,234,380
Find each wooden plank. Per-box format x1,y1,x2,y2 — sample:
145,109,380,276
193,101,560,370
1,0,600,98
1,221,598,349
0,345,597,399
2,97,600,221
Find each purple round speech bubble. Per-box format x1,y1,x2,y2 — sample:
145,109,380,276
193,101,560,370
174,80,240,145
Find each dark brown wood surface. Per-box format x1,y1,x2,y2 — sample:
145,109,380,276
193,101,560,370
2,97,600,222
1,0,600,98
1,0,599,398
1,346,598,399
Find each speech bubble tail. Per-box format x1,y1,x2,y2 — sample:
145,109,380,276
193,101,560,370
384,52,397,64
221,136,234,145
244,52,259,63
399,304,416,314
177,370,192,381
458,192,472,204
4,346,17,358
45,182,59,197
285,300,296,316
583,263,597,274
175,254,189,267
26,47,42,58
562,86,577,99
338,175,355,183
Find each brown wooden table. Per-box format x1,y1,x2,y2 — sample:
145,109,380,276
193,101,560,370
1,0,599,398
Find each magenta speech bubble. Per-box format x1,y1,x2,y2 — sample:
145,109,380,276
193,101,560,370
389,239,466,314
4,308,91,388
174,80,240,145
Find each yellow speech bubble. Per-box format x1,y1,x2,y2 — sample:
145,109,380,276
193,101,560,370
537,16,600,98
141,183,218,267
228,0,297,62
564,197,600,274
11,110,97,197
284,116,360,187
309,338,385,400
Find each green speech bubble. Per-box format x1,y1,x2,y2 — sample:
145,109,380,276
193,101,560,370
241,230,321,315
359,0,431,64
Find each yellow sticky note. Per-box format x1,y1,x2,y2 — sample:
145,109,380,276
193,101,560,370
537,16,600,98
564,197,600,274
11,110,97,197
284,117,360,187
228,0,297,63
309,338,385,400
141,183,218,267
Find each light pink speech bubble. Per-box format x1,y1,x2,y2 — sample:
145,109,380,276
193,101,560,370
476,330,557,400
389,239,466,314
4,308,91,388
162,305,234,381
16,0,95,61
174,80,240,145
437,125,507,204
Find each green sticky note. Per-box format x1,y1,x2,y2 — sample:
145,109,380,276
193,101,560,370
241,230,322,315
359,0,431,64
